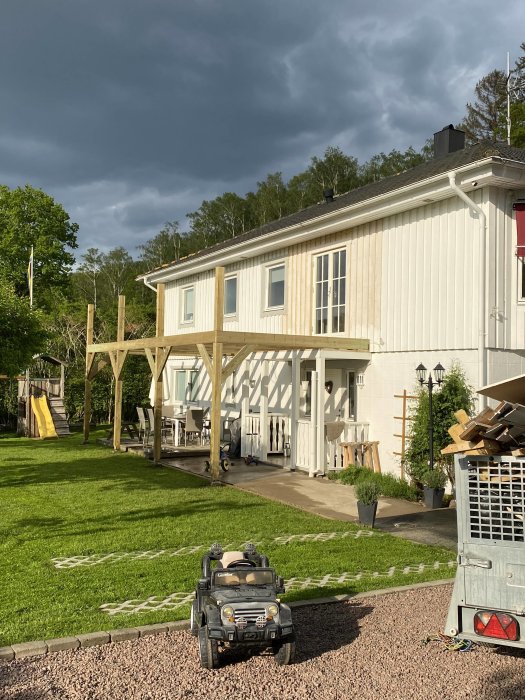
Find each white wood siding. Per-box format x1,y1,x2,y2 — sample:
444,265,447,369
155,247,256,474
380,195,482,352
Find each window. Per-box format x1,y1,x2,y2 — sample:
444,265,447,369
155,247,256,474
182,286,194,323
224,276,237,316
267,263,285,309
347,371,357,420
314,249,346,334
174,370,199,402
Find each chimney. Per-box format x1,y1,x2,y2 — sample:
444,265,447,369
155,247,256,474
433,124,465,159
323,188,334,203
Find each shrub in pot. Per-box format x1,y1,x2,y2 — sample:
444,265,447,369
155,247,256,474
355,480,381,527
422,468,447,508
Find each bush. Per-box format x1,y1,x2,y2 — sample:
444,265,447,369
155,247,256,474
328,464,419,501
422,468,447,489
355,480,381,505
404,361,475,486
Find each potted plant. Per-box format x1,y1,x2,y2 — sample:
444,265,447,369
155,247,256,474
422,468,447,508
355,480,381,527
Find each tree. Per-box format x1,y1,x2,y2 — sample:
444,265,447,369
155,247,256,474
138,221,191,272
75,248,103,307
460,69,508,144
248,172,290,226
0,185,78,309
359,147,428,183
188,192,252,248
404,362,475,486
308,146,360,196
0,279,45,377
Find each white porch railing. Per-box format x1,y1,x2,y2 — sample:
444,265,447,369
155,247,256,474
241,413,291,458
295,419,369,472
326,421,369,471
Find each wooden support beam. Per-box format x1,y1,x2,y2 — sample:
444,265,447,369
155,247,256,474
87,357,108,381
113,295,126,451
197,343,213,378
221,344,255,383
144,347,156,375
153,284,165,462
209,267,225,482
210,341,223,482
83,304,94,443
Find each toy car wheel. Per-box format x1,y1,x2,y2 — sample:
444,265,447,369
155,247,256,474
198,626,219,669
273,640,295,665
220,459,229,472
190,600,200,637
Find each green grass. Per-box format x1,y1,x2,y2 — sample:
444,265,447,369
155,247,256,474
0,432,454,646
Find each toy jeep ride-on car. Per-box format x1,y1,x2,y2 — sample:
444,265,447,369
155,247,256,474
190,543,295,669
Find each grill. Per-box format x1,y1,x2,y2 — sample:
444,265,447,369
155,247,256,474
467,459,525,542
233,606,266,623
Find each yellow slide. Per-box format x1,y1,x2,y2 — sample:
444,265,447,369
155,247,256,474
31,395,58,439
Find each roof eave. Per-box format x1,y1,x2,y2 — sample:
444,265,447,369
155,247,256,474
141,155,525,286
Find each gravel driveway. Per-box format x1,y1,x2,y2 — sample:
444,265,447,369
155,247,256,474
2,583,525,700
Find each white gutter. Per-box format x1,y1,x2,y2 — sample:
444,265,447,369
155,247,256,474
448,172,487,404
141,157,503,287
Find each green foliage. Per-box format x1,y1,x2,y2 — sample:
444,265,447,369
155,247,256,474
328,464,419,501
355,480,381,504
0,184,78,309
404,362,474,485
422,468,447,489
0,279,46,376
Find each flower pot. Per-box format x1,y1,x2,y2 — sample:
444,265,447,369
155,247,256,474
357,500,378,527
423,487,445,509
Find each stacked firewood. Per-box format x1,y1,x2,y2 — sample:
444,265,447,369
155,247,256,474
441,403,525,457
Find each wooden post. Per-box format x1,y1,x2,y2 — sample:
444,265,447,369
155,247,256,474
153,284,165,462
83,304,95,443
210,267,224,482
290,351,300,471
259,359,269,461
113,295,126,451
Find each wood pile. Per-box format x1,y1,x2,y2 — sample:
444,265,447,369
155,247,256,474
340,441,381,473
442,403,525,456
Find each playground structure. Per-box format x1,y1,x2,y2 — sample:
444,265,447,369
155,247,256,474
17,354,70,438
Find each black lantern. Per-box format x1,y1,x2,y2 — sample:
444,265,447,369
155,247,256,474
416,363,445,470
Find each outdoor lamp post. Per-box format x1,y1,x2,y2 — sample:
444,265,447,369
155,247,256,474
416,363,445,470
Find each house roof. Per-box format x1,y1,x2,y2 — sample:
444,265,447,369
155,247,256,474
140,140,525,279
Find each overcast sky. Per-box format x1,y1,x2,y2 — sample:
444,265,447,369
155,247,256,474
1,1,523,259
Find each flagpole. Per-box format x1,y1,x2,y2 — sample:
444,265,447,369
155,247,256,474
25,246,34,435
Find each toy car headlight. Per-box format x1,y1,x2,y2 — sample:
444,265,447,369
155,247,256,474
221,605,235,621
266,603,279,618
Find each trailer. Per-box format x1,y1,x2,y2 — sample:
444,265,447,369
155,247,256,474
446,454,525,649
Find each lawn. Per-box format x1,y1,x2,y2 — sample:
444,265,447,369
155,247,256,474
0,431,455,646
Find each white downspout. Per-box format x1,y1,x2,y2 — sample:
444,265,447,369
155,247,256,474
448,172,487,405
143,278,157,293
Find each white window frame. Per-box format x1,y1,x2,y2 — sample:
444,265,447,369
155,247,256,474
174,369,199,403
181,285,194,324
346,370,357,421
313,247,347,335
265,262,285,311
224,275,238,317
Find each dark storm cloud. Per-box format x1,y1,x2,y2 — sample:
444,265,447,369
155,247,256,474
0,0,523,254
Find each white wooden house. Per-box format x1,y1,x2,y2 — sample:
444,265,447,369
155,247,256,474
137,126,525,476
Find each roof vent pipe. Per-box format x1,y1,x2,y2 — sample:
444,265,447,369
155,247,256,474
323,188,335,203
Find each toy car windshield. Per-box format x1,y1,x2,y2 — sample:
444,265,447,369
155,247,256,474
212,568,274,586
